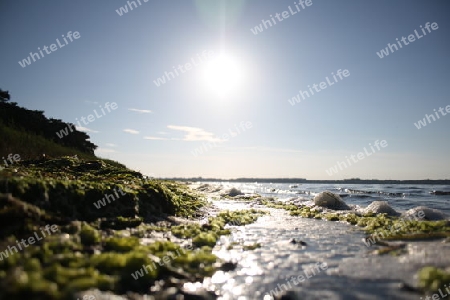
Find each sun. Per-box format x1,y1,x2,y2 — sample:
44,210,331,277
201,53,244,97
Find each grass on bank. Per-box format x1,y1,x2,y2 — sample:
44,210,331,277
0,123,96,161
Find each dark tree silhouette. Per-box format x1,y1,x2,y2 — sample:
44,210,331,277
0,90,97,155
0,89,10,102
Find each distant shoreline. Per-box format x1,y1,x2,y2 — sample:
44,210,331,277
165,178,450,185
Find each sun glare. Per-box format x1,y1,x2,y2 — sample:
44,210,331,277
202,53,244,98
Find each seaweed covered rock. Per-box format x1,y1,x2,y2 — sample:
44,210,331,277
0,157,253,299
0,157,206,221
314,191,350,210
1,177,138,221
0,193,65,239
363,201,400,217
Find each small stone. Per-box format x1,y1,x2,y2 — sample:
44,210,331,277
220,261,238,272
276,291,300,300
222,188,243,197
398,282,419,292
290,238,307,246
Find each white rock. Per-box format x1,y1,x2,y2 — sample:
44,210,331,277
363,201,400,217
401,206,449,221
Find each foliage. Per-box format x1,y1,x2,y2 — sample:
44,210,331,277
0,90,97,155
0,123,95,161
0,89,10,102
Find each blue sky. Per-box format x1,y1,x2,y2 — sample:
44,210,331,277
1,0,449,179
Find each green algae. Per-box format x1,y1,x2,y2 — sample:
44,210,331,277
338,212,449,242
215,209,268,226
173,209,268,250
226,241,240,250
0,159,272,298
418,266,450,294
100,217,143,230
0,229,220,298
0,157,219,299
172,248,218,277
0,160,270,299
0,157,207,221
171,209,266,241
0,193,63,240
104,237,141,252
243,243,261,251
222,194,262,201
193,232,219,247
373,244,407,256
80,223,101,246
359,217,450,244
259,198,299,211
260,198,450,243
171,224,203,239
324,213,340,221
339,213,359,225
129,223,168,238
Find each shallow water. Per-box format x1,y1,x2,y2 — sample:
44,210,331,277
208,182,450,215
194,184,450,299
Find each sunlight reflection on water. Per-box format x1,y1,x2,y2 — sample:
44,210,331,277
200,197,424,299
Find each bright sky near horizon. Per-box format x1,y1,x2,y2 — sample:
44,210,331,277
1,1,449,180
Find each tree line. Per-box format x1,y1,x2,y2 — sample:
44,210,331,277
0,89,97,155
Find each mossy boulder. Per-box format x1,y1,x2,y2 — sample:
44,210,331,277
0,157,206,221
0,193,64,239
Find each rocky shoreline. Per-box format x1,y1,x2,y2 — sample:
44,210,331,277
195,183,450,299
0,158,272,299
0,161,449,299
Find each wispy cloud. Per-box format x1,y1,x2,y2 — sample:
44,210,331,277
105,143,118,147
76,126,99,133
84,100,99,105
123,129,140,135
128,108,152,114
167,125,224,142
144,136,169,141
238,146,304,153
96,148,116,153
